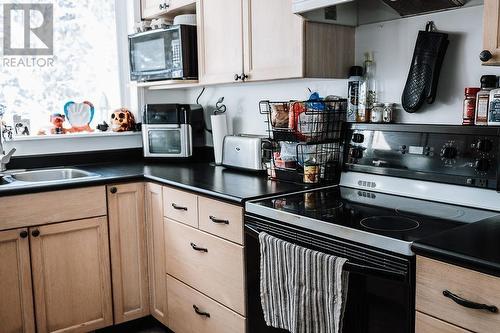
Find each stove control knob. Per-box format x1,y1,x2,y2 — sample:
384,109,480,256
350,147,363,159
476,139,493,152
442,146,458,159
475,158,490,172
352,133,364,143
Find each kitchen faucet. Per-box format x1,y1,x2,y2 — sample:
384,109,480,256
0,118,16,172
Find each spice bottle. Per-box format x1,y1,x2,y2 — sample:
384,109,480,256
383,103,395,123
358,52,376,123
347,66,363,122
488,86,500,126
370,103,384,123
462,87,480,125
475,75,497,126
303,157,320,184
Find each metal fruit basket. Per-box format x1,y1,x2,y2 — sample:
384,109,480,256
268,141,343,184
259,99,347,143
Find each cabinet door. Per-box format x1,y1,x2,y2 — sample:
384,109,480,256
243,0,304,81
108,183,150,324
30,217,113,333
0,228,35,333
142,0,169,20
145,183,168,326
198,0,244,84
483,0,500,65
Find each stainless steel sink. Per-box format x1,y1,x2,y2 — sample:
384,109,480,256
11,168,100,183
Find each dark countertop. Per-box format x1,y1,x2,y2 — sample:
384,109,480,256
412,216,500,277
0,161,304,204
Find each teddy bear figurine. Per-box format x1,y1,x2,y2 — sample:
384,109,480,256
50,113,67,134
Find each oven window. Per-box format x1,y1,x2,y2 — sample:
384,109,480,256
148,130,182,154
133,38,166,72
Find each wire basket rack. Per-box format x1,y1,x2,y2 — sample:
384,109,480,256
267,141,343,184
260,99,347,185
259,99,347,143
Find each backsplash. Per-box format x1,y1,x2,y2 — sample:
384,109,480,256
356,5,498,124
145,4,497,137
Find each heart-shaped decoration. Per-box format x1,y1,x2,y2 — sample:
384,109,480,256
64,101,94,129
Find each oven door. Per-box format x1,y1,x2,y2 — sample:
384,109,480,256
129,27,184,81
245,214,415,333
142,124,192,157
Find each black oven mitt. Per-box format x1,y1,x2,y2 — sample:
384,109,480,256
402,22,449,113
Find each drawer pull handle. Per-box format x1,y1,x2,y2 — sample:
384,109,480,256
193,304,210,318
190,242,208,253
443,290,498,313
171,203,188,211
209,215,229,224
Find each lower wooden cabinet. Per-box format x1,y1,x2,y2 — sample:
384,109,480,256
165,218,246,316
416,311,473,333
108,183,150,324
416,256,500,333
0,228,35,333
145,183,169,326
167,275,246,333
30,217,113,333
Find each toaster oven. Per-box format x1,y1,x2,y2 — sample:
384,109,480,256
142,104,205,158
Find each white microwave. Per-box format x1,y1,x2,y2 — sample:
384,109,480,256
142,104,205,158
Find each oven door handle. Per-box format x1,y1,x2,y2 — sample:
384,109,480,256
245,224,407,282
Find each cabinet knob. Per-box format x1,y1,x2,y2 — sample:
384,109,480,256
234,73,249,82
109,187,117,194
31,229,40,237
20,230,28,238
480,50,493,62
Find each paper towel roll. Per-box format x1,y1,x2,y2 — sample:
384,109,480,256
211,114,228,165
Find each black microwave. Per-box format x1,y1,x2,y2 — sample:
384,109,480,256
128,25,198,82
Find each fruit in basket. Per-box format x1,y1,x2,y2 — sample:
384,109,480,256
270,103,289,128
290,101,324,142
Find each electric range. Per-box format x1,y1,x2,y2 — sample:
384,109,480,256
244,124,500,333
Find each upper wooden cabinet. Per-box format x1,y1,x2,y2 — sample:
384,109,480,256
197,0,354,85
197,0,245,85
142,0,196,20
145,183,169,326
0,228,35,333
30,217,113,333
142,0,169,20
107,183,150,324
483,0,500,65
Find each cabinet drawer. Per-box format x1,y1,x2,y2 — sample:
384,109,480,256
198,196,243,244
0,186,106,230
416,312,472,333
163,186,198,227
165,219,246,315
167,275,246,333
416,256,500,333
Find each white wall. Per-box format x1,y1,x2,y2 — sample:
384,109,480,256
145,4,498,139
145,79,347,145
356,5,499,124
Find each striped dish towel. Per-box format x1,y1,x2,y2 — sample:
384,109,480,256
259,232,349,333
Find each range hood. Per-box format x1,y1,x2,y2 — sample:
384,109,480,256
293,0,467,18
381,0,464,17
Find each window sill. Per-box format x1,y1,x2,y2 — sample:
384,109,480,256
9,131,141,142
4,131,143,157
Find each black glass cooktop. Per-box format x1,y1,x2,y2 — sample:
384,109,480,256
251,186,499,243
